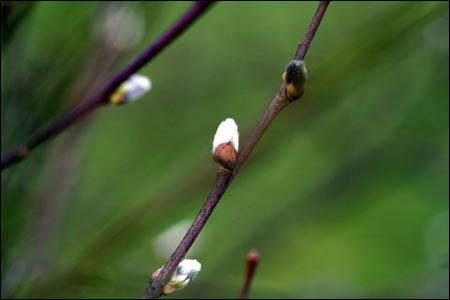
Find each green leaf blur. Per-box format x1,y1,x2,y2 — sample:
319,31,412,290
1,1,448,299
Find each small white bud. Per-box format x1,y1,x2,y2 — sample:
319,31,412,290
152,259,202,295
212,118,239,170
123,74,151,101
110,74,151,105
212,118,239,153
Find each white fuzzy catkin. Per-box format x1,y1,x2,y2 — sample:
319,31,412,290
122,74,151,102
212,118,239,153
153,259,202,295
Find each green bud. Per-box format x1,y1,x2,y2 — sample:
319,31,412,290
282,60,308,101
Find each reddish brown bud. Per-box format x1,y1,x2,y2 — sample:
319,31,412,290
247,249,260,264
213,142,238,170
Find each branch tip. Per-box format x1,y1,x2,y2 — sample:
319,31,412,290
239,249,261,299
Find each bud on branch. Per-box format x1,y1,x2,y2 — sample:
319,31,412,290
212,118,239,170
283,60,308,101
151,259,202,295
110,74,152,105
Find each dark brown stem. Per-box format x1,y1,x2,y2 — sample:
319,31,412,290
295,0,330,60
1,1,215,170
239,249,260,299
143,1,330,298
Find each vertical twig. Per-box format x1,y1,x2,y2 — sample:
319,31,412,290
239,250,260,299
143,2,330,298
1,1,215,170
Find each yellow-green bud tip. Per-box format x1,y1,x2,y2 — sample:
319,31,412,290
110,74,151,105
283,60,307,101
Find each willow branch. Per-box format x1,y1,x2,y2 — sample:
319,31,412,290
1,1,215,170
294,0,329,60
143,1,330,298
239,249,260,299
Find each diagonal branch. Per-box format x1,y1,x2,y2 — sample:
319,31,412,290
1,1,215,170
143,1,330,298
295,0,330,61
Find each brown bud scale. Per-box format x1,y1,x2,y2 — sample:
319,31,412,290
213,142,237,170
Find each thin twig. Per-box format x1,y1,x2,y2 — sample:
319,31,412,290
1,1,215,170
295,0,330,60
239,249,260,299
143,1,330,298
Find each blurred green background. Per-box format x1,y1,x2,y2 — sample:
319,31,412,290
1,1,449,298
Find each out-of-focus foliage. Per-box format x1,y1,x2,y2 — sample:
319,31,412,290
1,1,448,298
